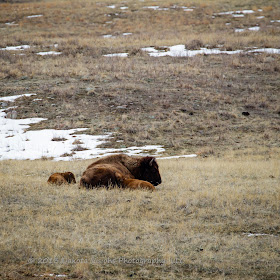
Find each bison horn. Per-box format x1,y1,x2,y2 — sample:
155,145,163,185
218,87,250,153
149,158,155,166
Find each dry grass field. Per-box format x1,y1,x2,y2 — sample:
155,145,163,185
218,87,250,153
1,0,280,279
1,0,280,155
0,152,280,280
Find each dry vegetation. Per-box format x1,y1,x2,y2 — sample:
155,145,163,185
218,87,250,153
0,152,280,280
1,0,280,279
0,0,280,155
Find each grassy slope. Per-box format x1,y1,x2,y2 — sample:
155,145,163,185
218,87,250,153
0,0,280,156
0,0,280,279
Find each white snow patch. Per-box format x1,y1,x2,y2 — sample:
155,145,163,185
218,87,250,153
37,51,62,56
235,28,245,32
120,7,128,10
0,94,166,161
103,53,128,57
271,20,280,23
257,16,264,19
0,45,30,51
27,14,43,18
232,14,244,17
0,94,36,102
103,34,116,38
107,5,116,8
235,26,260,32
158,154,197,160
183,8,193,12
248,26,260,31
216,10,254,16
143,6,160,10
243,233,278,237
142,45,242,57
248,48,280,54
123,32,132,36
5,21,18,26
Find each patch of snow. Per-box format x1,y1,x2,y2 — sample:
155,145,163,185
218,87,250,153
183,8,193,12
248,48,280,54
0,94,36,102
158,154,197,160
5,21,18,26
107,5,116,8
103,34,116,38
143,6,160,10
235,28,245,32
232,14,244,17
37,51,62,56
123,32,132,36
225,22,231,25
243,233,278,237
216,9,254,15
103,53,129,57
0,45,30,51
26,14,43,18
142,45,242,57
235,26,260,32
257,16,264,19
271,20,280,23
248,26,260,31
120,7,128,10
0,94,166,161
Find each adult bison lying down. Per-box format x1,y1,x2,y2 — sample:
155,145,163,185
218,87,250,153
80,154,161,189
48,172,76,185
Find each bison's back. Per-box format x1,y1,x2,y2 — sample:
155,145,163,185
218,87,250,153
80,163,134,188
48,173,68,185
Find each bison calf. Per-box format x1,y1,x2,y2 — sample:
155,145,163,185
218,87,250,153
47,172,76,185
115,172,155,191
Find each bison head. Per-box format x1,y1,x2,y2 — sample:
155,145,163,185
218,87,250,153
63,172,76,184
139,157,161,186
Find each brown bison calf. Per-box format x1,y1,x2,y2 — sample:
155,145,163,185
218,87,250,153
47,172,76,185
115,172,155,191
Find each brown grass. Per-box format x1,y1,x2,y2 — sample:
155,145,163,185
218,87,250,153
0,1,280,277
0,153,279,279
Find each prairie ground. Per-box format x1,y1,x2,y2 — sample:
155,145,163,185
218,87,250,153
0,153,279,280
0,0,280,155
1,0,280,279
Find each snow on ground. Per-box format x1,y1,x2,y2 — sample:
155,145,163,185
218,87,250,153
143,6,193,11
243,233,278,237
235,26,260,32
141,45,242,57
0,45,30,51
5,21,18,26
104,45,280,59
248,48,280,54
0,94,169,161
26,15,43,18
37,51,62,56
215,9,254,16
103,53,129,57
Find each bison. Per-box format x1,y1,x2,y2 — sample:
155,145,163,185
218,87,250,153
47,172,76,185
115,172,155,191
80,154,161,189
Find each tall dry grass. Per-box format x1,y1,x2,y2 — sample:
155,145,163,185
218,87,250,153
0,154,279,279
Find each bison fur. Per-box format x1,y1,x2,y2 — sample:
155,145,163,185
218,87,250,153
80,154,161,189
47,172,76,185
